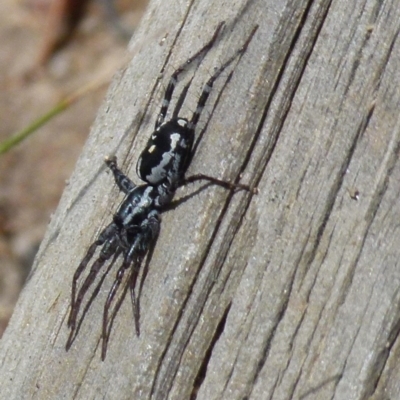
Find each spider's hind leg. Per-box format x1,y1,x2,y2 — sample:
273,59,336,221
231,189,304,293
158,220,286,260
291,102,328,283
181,173,257,194
188,25,259,131
181,27,259,194
155,22,225,129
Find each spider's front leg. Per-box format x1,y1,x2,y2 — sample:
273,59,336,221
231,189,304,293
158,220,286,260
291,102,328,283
101,210,160,360
67,222,119,347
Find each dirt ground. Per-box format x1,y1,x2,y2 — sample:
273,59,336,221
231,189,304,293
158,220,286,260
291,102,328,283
0,0,147,336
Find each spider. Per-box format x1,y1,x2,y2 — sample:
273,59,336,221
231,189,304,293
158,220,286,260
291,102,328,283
66,22,258,360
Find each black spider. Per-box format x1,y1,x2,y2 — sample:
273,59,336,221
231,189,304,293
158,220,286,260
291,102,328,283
66,22,258,360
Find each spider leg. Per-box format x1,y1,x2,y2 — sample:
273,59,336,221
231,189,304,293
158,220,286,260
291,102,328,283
105,156,136,194
188,25,258,131
176,27,259,195
128,216,159,334
101,248,138,360
69,242,99,327
68,222,118,330
129,268,140,336
129,210,160,338
180,173,257,194
66,249,121,349
68,239,118,336
155,22,225,129
101,212,160,359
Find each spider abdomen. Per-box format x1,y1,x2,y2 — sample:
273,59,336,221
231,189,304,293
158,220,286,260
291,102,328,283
136,118,194,186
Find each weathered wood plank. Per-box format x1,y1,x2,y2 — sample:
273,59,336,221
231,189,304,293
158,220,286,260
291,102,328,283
1,0,400,399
